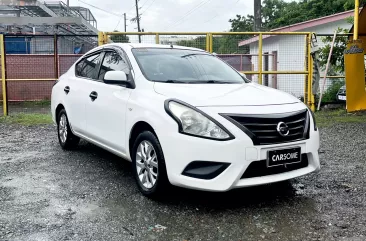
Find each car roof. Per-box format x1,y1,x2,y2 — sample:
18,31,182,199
104,43,207,52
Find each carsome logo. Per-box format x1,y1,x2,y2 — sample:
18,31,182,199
272,152,298,162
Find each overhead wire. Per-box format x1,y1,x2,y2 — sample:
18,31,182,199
114,17,123,30
163,0,214,30
77,0,123,17
140,0,151,9
140,0,158,16
203,0,240,24
77,0,138,31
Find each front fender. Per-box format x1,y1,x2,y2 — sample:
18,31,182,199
125,91,177,159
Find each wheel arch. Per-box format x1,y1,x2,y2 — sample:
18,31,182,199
129,121,157,159
55,104,65,121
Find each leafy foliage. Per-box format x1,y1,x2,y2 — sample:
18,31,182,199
321,79,345,103
261,0,355,30
231,0,356,32
176,0,360,54
176,14,254,54
110,30,130,43
176,36,206,50
318,28,349,74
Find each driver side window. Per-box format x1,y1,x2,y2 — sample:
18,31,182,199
98,51,130,80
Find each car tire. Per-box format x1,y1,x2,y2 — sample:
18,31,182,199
132,131,169,197
57,109,80,150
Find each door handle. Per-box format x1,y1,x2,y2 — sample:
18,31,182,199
89,91,98,101
64,86,70,94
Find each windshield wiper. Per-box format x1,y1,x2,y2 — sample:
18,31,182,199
180,53,208,58
153,79,188,83
190,80,239,84
153,79,240,84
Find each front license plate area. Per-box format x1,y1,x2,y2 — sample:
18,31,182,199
267,147,301,167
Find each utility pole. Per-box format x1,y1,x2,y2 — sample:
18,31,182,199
66,0,69,6
124,13,127,32
254,0,261,31
135,0,141,43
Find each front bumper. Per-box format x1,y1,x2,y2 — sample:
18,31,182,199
337,94,346,101
157,104,320,192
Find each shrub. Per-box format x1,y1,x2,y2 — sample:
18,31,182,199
319,79,345,103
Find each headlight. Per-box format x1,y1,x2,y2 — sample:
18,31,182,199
309,109,317,131
165,100,234,140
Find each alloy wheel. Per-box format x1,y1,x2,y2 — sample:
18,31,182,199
135,141,158,189
59,114,68,144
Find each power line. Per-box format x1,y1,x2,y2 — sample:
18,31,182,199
140,0,158,15
203,0,240,24
126,2,138,13
77,0,123,17
164,0,213,30
114,16,123,30
140,0,151,9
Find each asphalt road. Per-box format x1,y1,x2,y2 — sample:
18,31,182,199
0,122,366,241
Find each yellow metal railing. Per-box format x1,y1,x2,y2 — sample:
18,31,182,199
0,31,320,116
1,34,7,116
354,0,359,40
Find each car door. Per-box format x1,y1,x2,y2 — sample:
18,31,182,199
85,48,133,154
66,51,103,134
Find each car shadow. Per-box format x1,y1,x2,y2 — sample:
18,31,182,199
155,181,298,210
73,141,300,210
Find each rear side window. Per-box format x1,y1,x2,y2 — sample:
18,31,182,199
98,51,130,80
76,53,102,79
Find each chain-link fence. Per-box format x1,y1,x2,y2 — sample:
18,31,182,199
1,34,98,115
105,32,311,99
222,33,308,97
313,34,350,104
1,32,315,115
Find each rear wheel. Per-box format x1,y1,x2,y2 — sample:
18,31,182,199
57,109,80,150
132,131,169,197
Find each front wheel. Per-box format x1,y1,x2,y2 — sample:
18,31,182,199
132,131,169,197
57,109,80,150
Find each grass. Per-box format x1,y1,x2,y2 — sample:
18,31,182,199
315,109,366,127
0,113,53,125
21,100,51,107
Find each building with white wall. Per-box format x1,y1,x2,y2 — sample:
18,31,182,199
238,10,354,97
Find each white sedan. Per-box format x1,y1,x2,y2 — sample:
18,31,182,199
51,43,320,197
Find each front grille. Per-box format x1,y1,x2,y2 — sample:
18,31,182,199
221,110,310,145
241,154,309,179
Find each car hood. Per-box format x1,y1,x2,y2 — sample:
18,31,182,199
154,82,301,106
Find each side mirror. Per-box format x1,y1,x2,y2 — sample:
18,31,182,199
104,71,134,88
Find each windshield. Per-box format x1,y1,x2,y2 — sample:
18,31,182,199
132,48,247,84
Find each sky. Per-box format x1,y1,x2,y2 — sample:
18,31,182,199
67,0,263,32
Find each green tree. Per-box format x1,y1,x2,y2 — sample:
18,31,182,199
109,30,130,43
176,36,207,50
318,28,349,74
211,14,254,54
229,14,254,32
235,0,357,31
